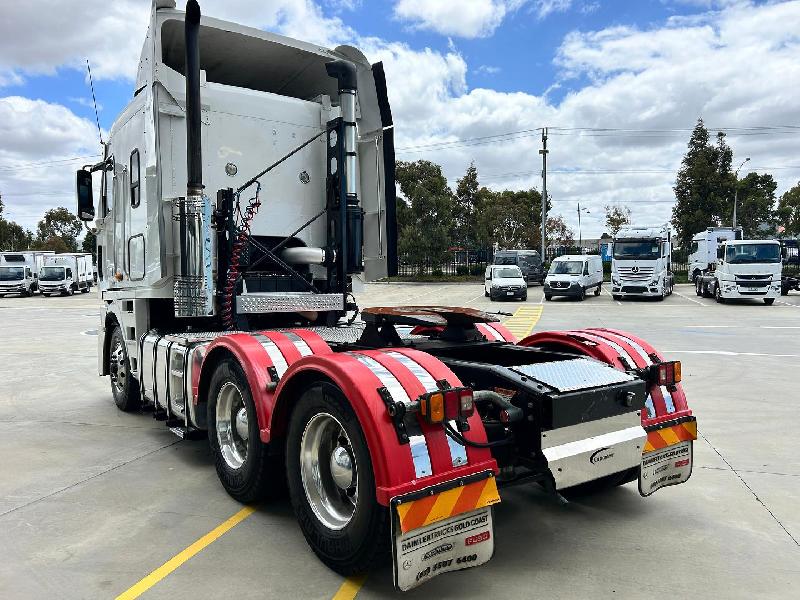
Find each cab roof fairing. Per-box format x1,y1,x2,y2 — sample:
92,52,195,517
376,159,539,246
136,4,372,106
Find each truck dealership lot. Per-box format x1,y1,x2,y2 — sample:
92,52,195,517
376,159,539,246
1,283,799,599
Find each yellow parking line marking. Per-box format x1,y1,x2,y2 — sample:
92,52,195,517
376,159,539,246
115,506,255,600
503,306,544,339
332,575,367,600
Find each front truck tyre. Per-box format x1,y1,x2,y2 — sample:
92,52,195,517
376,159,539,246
286,382,389,576
208,358,279,503
108,324,140,412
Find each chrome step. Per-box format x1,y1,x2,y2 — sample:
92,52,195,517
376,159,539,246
235,292,345,314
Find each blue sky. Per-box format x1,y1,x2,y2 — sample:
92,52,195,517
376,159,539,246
1,0,798,236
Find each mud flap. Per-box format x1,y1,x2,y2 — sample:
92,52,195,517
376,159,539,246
390,472,500,591
639,441,693,496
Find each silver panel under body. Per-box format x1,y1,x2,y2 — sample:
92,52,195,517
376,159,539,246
541,412,646,490
512,358,634,392
236,292,345,314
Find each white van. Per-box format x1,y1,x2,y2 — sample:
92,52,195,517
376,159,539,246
544,255,603,301
484,265,527,301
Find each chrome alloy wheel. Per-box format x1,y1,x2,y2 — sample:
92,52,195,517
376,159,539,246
300,413,358,531
109,336,127,394
216,382,249,470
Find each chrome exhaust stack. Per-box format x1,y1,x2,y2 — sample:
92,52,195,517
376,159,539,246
175,0,214,318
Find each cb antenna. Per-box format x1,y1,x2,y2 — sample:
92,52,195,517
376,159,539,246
85,59,103,146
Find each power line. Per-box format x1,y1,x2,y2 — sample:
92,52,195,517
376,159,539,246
395,124,800,154
0,154,102,172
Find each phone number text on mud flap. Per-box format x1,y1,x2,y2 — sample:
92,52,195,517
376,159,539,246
401,513,489,553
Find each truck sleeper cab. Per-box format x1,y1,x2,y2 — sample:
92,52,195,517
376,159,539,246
544,254,603,301
76,1,697,591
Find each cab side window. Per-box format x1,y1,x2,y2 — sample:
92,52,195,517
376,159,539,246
130,149,141,208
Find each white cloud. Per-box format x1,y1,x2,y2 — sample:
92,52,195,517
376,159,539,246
534,0,573,19
0,97,102,229
393,0,523,38
476,65,501,75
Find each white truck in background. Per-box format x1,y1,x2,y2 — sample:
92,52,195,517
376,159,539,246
39,253,94,296
688,227,742,283
611,224,674,300
696,239,782,304
0,251,53,297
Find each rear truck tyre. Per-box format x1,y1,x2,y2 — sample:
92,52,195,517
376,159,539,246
484,288,489,297
208,358,278,503
714,284,725,304
286,382,389,576
691,270,700,284
781,284,789,296
612,294,622,301
108,325,140,412
544,293,552,301
594,284,601,296
561,467,639,498
764,298,775,305
81,286,89,293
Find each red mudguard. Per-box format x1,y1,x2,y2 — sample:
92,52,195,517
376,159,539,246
198,331,497,506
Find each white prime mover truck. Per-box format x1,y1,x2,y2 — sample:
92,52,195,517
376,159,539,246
74,1,697,590
687,227,742,283
0,251,53,297
695,239,782,304
38,253,94,296
611,224,674,300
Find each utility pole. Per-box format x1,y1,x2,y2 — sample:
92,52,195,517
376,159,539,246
539,128,548,261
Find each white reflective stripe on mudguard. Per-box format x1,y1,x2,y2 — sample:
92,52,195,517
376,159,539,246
478,323,503,341
599,331,675,414
575,331,656,419
250,333,289,377
349,353,432,479
482,323,505,340
281,331,313,357
384,351,468,469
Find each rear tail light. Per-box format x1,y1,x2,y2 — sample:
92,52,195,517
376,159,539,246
656,361,681,386
418,388,474,424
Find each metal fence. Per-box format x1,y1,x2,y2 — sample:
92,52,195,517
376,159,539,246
397,249,493,277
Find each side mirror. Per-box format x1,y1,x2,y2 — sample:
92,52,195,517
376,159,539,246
717,246,725,260
781,247,788,259
76,169,95,221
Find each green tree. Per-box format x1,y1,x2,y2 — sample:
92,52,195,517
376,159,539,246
82,230,97,259
453,163,479,248
546,215,574,246
735,172,778,238
395,160,455,272
672,119,733,248
604,204,631,236
476,188,545,249
0,195,34,251
34,207,82,252
776,182,800,237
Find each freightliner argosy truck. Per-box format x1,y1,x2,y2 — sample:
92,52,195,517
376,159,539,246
75,1,697,590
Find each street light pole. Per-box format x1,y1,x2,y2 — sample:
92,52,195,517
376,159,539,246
732,156,750,228
577,203,590,253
